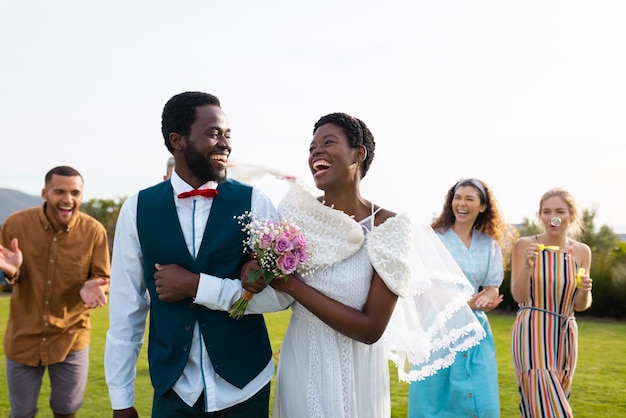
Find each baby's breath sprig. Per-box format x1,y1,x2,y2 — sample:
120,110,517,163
229,212,313,319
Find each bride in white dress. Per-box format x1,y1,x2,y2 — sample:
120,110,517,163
274,180,399,417
244,113,485,418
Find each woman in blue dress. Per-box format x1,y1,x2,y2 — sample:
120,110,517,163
408,178,513,418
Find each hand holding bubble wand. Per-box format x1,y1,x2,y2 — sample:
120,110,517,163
576,267,586,288
537,244,560,251
548,216,586,288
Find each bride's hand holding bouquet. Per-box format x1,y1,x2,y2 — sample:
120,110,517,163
238,257,272,294
229,212,313,319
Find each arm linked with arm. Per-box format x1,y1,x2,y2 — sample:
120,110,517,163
191,185,292,313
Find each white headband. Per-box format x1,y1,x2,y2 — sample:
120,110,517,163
455,178,486,201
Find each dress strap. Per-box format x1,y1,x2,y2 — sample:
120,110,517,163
360,202,383,232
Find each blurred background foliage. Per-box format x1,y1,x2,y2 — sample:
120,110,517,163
3,198,625,318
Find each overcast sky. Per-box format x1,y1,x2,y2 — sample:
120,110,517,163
2,0,625,231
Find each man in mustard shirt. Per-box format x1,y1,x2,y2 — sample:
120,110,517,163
0,165,110,418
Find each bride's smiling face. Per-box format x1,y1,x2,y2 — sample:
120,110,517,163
309,123,362,190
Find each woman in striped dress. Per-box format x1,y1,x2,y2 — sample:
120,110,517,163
511,187,593,417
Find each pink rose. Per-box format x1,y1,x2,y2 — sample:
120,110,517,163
293,247,308,263
277,252,298,275
258,232,274,249
274,233,294,254
291,233,308,250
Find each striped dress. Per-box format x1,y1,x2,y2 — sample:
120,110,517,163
511,245,580,417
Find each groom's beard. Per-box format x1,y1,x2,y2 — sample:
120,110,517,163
184,142,227,183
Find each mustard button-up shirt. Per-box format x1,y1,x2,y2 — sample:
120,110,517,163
1,204,110,366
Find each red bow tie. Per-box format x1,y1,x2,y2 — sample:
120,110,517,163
177,189,218,199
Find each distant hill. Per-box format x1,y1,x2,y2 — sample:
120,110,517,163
0,188,42,225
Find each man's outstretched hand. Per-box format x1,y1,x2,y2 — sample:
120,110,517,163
80,278,110,309
0,238,22,280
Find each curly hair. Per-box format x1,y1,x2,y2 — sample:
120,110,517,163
431,178,516,252
313,112,376,178
161,92,221,153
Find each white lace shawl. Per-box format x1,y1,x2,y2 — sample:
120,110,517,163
278,182,486,382
278,181,411,296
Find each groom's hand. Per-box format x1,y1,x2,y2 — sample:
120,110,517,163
153,263,200,302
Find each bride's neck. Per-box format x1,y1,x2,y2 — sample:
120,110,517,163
322,190,368,221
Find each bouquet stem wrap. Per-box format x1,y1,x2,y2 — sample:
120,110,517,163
228,289,254,319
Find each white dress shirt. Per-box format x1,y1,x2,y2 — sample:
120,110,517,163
104,171,292,411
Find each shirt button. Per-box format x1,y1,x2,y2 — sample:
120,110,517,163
468,393,473,398
49,259,54,263
184,325,191,331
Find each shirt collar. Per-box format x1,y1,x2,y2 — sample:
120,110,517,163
38,202,75,232
170,169,218,197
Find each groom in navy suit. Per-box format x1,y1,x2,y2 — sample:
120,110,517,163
104,91,291,417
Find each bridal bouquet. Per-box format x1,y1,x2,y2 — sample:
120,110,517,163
229,212,313,319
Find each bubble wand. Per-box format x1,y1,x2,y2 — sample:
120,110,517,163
537,244,559,251
576,267,585,288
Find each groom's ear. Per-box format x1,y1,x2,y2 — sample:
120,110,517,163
170,132,185,152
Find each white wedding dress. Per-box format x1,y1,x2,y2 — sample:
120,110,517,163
272,182,485,418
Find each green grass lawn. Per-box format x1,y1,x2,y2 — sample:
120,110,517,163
1,296,624,417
